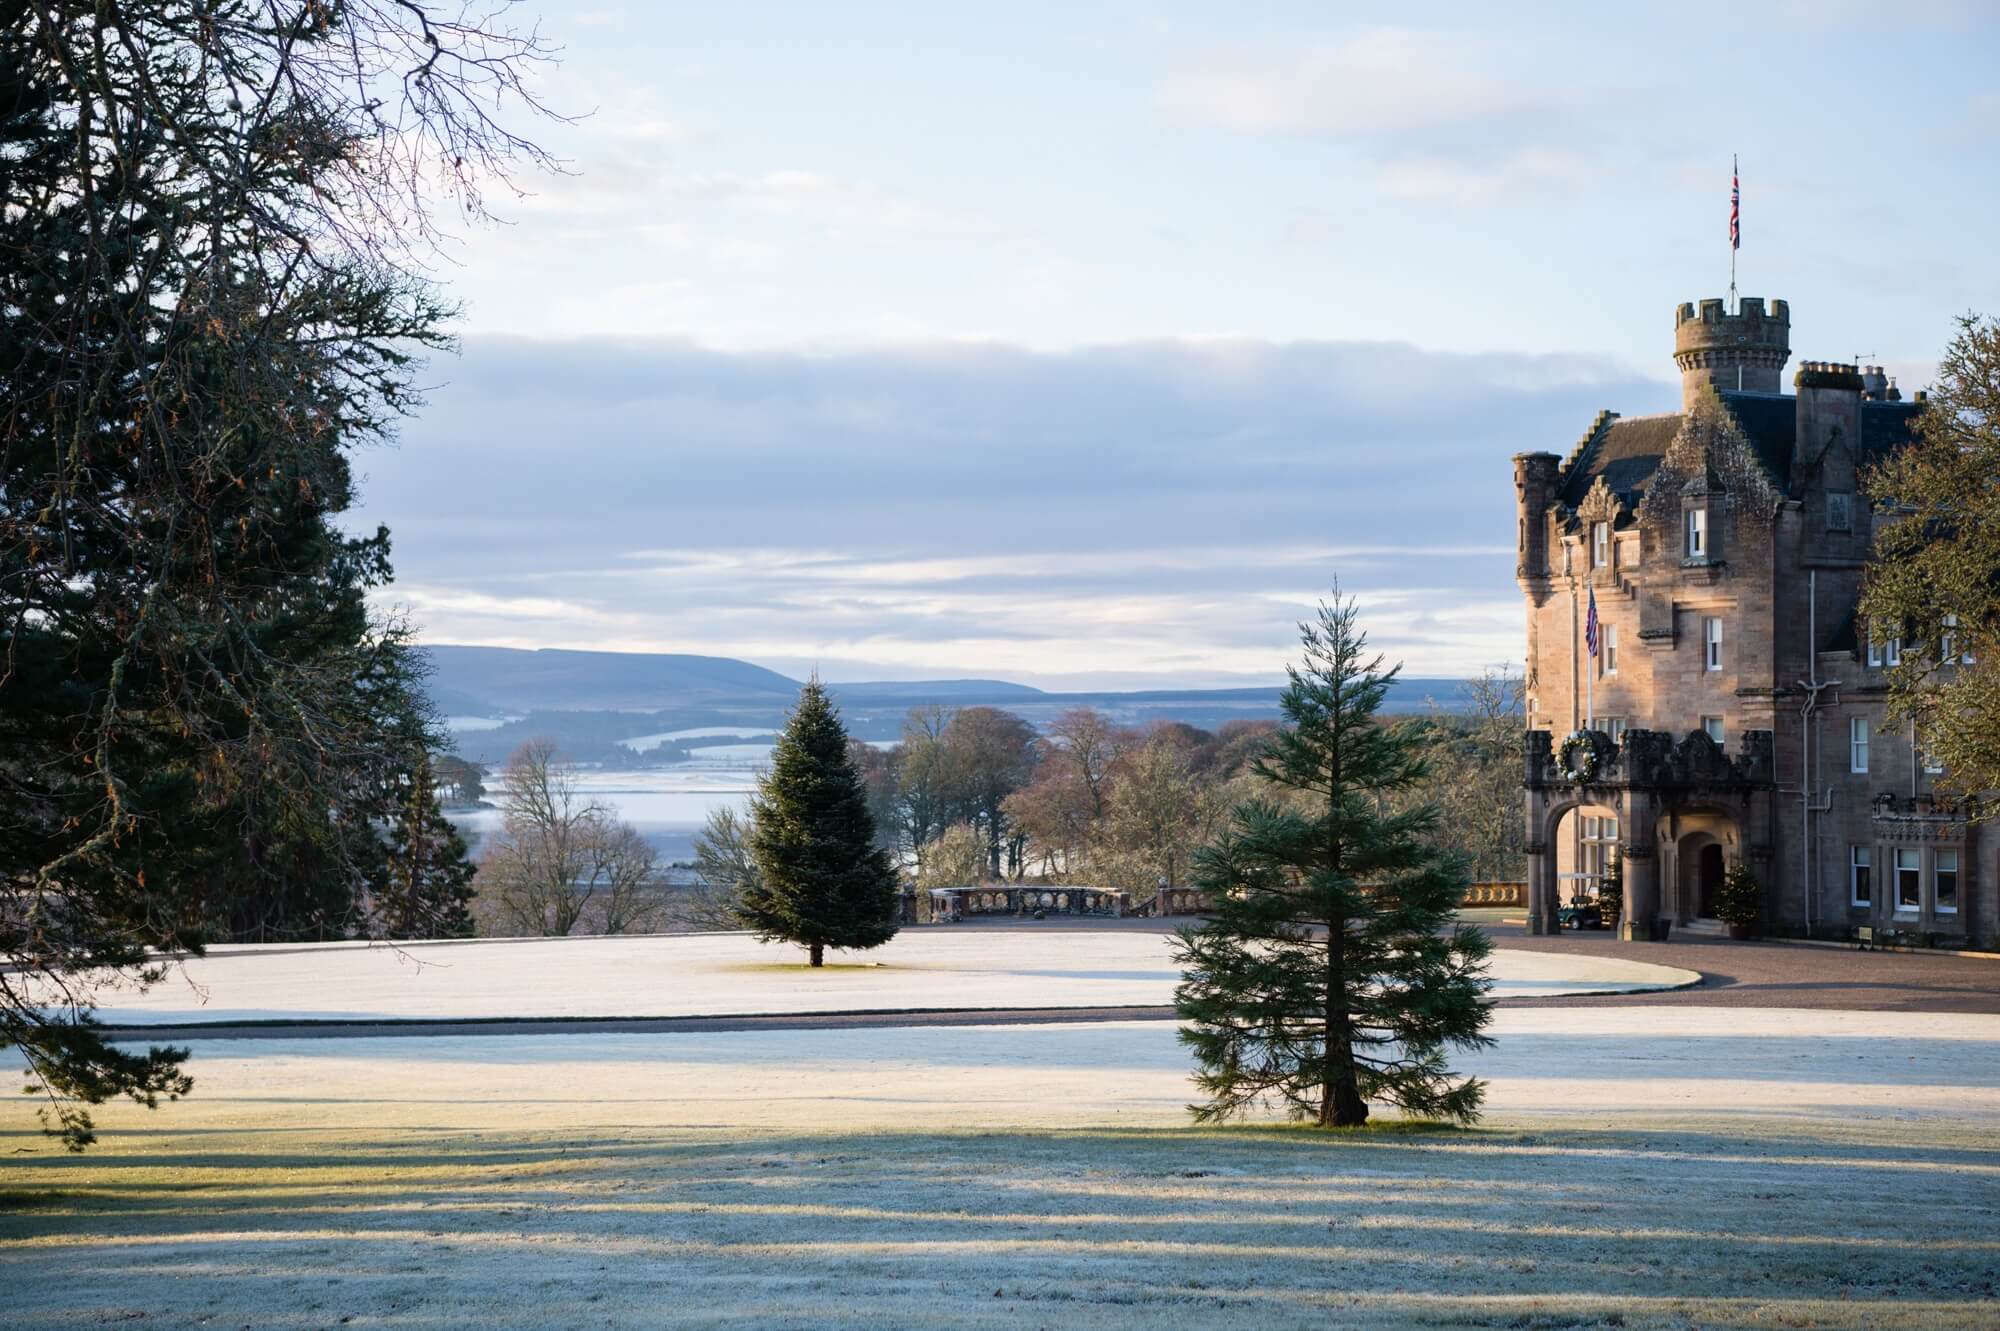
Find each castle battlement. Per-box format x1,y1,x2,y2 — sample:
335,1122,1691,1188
1673,295,1791,406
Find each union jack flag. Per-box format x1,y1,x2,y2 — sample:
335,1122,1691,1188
1730,157,1740,251
1585,586,1600,659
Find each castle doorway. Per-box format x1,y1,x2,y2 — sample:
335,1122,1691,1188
1675,832,1727,919
1696,843,1725,918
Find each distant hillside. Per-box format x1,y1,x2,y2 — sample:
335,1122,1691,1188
421,643,1480,766
420,646,801,712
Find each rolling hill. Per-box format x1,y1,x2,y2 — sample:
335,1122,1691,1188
419,644,1476,765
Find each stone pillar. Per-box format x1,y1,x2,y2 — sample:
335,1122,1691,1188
1525,837,1558,934
1619,843,1660,941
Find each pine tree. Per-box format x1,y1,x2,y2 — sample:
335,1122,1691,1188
0,4,550,1149
1173,593,1495,1128
741,681,902,966
374,752,478,941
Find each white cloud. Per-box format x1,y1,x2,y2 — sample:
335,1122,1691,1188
350,334,1656,686
637,222,789,275
502,162,947,236
1009,258,1094,311
731,170,942,231
1160,29,1637,203
1163,28,1558,141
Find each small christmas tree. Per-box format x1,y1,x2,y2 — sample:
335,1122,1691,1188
1174,592,1495,1127
740,680,901,966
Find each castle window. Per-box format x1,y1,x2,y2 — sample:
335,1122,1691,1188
1894,848,1920,913
1579,814,1619,893
1591,522,1609,568
1943,615,1972,665
1685,508,1707,558
1936,850,1959,914
1868,629,1901,668
1703,617,1723,671
1849,846,1872,907
1600,716,1626,741
1827,492,1852,531
1850,717,1870,773
1702,716,1724,744
1602,623,1618,675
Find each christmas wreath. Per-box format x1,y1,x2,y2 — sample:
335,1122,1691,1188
1556,730,1609,785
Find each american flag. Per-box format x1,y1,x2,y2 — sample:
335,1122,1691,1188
1585,586,1600,659
1730,157,1740,251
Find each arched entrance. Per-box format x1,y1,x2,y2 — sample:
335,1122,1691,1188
1683,839,1725,917
1524,727,1775,941
1662,809,1740,923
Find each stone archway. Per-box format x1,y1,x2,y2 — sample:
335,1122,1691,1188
1678,836,1723,917
1659,807,1743,923
1524,727,1775,942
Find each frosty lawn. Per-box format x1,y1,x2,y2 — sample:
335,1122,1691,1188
4,1009,1998,1328
82,929,1697,1025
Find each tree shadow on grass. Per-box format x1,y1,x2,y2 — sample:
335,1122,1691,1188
3,1122,1996,1327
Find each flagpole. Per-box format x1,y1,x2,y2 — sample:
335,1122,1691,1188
1729,153,1738,314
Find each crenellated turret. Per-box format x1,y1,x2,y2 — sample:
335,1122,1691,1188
1512,451,1561,597
1674,297,1790,408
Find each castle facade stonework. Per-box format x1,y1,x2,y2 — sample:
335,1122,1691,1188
1513,298,1993,948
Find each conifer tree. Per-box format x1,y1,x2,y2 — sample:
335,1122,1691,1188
1173,593,1494,1128
0,3,551,1149
741,681,902,966
374,752,479,941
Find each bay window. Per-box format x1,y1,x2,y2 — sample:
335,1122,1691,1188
1894,849,1920,913
1936,851,1959,915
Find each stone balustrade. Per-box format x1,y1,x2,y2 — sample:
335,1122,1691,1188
1464,881,1526,907
923,886,1131,922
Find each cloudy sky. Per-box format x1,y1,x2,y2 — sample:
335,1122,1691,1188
349,1,2000,688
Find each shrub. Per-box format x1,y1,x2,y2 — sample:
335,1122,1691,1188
1716,864,1763,928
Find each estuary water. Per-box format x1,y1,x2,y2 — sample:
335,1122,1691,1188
448,763,761,864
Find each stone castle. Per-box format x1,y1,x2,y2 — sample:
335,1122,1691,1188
1512,297,1991,947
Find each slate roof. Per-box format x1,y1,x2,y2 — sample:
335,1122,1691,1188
1557,391,1921,512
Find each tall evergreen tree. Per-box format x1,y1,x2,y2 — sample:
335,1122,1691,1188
1173,594,1494,1128
741,681,901,967
0,3,551,1149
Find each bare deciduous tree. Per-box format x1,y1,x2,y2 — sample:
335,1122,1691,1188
687,806,760,930
477,741,661,936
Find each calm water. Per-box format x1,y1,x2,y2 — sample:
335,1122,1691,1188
449,764,761,864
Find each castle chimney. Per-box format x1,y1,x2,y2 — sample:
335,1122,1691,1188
1674,297,1791,409
1792,361,1864,493
1859,365,1891,400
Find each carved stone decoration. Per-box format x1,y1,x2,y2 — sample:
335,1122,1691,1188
1679,727,1735,785
1635,387,1782,544
1576,474,1623,527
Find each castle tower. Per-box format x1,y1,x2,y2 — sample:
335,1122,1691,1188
1511,451,1561,597
1672,297,1790,408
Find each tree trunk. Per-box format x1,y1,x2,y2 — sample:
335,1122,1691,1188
987,808,1004,880
1322,911,1369,1128
809,941,824,968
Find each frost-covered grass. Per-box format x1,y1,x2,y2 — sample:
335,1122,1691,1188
83,930,1698,1025
3,1117,1994,1329
3,1011,1998,1327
